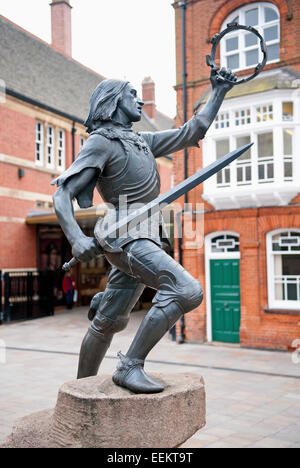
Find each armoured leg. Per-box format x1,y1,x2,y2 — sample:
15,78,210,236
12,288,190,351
77,268,144,379
106,240,203,393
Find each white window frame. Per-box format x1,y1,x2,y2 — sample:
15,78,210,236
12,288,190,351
35,121,44,166
256,129,275,184
205,231,240,342
235,134,252,186
215,137,231,187
215,111,230,130
283,128,294,182
46,125,55,169
221,2,280,72
57,128,66,171
266,229,300,310
234,107,251,127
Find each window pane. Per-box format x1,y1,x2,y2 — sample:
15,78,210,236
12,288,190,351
265,7,279,23
283,129,293,155
226,37,238,52
264,25,278,42
282,102,293,121
246,49,258,67
237,167,243,182
227,54,239,69
267,43,279,61
284,161,293,178
258,133,273,157
245,32,257,47
267,163,274,179
225,168,230,184
216,139,230,159
236,135,251,160
246,166,252,181
245,8,258,26
282,254,300,300
258,165,265,180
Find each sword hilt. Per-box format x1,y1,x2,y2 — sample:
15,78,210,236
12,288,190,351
62,257,78,272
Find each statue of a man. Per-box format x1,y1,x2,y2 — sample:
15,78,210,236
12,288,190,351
52,67,236,393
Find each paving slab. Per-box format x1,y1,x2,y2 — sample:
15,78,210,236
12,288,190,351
0,307,299,448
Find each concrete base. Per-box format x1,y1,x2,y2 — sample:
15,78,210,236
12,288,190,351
1,373,206,448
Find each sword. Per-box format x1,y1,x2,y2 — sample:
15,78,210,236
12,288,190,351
62,142,252,271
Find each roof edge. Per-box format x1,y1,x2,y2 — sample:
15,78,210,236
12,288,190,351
0,14,106,81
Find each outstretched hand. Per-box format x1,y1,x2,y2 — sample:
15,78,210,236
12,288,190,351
210,66,237,93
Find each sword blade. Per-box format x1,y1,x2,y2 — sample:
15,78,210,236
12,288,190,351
99,143,253,245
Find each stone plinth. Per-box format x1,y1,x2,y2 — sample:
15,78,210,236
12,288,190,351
2,373,206,448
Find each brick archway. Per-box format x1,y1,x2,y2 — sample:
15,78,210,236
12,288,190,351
208,0,289,38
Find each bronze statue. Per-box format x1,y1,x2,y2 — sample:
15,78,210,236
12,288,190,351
51,66,239,393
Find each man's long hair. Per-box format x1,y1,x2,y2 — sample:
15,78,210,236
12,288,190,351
84,79,129,133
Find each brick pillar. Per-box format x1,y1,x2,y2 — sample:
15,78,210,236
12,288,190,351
50,0,72,56
142,77,156,120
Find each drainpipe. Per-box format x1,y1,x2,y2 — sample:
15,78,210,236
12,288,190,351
178,0,188,343
72,121,76,162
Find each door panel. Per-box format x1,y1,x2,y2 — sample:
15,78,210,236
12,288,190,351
210,259,241,343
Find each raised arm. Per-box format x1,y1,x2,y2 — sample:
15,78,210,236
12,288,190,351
142,67,236,158
53,168,102,262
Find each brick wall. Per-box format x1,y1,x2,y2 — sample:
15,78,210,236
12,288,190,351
0,106,35,161
173,0,300,349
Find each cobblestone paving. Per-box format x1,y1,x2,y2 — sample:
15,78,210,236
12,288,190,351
0,307,299,448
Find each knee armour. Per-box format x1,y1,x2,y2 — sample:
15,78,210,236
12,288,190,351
153,272,203,315
184,279,204,312
90,284,144,337
90,312,129,337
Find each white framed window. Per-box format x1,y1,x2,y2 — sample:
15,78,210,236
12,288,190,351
46,125,55,168
236,135,252,185
57,129,65,170
256,104,273,122
35,121,44,165
211,234,240,253
257,131,274,183
221,2,280,71
215,112,230,129
267,230,300,310
216,138,231,187
203,91,299,209
282,102,293,121
283,129,293,181
234,108,251,126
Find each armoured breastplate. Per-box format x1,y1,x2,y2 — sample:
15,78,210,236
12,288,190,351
93,129,163,251
96,140,161,206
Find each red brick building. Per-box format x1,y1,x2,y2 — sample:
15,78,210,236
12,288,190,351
173,0,300,350
0,0,174,310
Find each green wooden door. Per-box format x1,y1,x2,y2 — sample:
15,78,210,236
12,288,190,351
210,259,241,343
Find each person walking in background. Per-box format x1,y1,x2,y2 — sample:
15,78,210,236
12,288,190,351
63,271,77,309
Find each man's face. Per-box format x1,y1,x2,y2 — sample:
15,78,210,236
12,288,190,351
118,83,144,122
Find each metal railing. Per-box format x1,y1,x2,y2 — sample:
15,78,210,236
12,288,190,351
2,271,55,323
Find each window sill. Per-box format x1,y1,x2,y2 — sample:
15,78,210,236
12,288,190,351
264,308,300,316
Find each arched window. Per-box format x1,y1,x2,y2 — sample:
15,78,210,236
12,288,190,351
221,2,280,71
267,229,300,309
211,234,240,253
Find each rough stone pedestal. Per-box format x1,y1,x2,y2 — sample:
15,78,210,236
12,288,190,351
2,373,206,448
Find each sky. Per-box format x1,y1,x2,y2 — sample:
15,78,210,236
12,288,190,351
0,0,177,117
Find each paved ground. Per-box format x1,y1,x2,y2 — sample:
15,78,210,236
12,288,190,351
0,307,299,448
